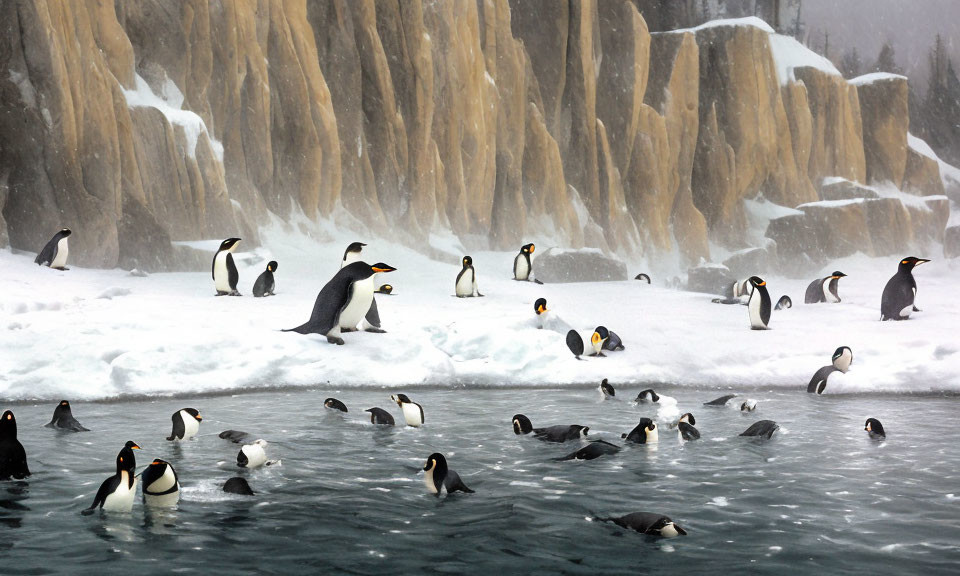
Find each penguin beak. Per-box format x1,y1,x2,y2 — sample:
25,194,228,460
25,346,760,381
915,259,930,266
591,332,601,345
529,245,535,253
195,414,203,421
537,305,546,314
131,443,141,450
372,265,396,273
758,281,766,286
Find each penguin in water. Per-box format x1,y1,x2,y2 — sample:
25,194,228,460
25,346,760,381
324,398,348,413
740,420,779,439
595,512,687,538
284,261,397,344
635,389,660,403
341,242,366,268
746,276,771,330
142,459,180,507
634,273,651,284
881,257,930,321
391,394,425,427
513,243,536,281
166,408,202,441
512,414,589,442
237,439,268,468
805,271,847,304
807,346,853,394
675,413,700,441
252,261,278,297
555,439,621,461
223,477,255,495
566,327,609,359
622,418,658,444
704,394,736,406
45,400,89,432
212,238,242,296
0,410,30,480
775,295,793,310
219,430,252,444
740,400,758,412
599,378,616,399
366,408,395,426
423,453,474,496
35,228,72,269
82,441,141,514
865,418,885,439
455,256,483,297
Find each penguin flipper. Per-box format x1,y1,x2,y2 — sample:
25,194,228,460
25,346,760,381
84,475,118,514
444,470,474,494
35,239,56,266
364,296,382,329
226,253,239,292
566,330,585,358
253,272,267,298
679,422,700,441
167,413,184,441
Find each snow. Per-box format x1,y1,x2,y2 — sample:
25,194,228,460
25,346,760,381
797,198,866,209
677,16,776,35
849,72,908,86
768,33,841,85
3,222,960,401
908,133,960,189
814,176,948,210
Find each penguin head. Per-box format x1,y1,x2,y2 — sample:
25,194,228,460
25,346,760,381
574,425,590,438
143,459,171,483
679,412,696,426
864,418,885,437
462,256,473,268
54,400,72,416
345,242,366,255
182,408,203,422
534,298,548,315
521,243,535,255
650,516,687,537
60,228,72,237
266,261,278,272
377,284,394,294
634,273,651,284
512,414,533,435
831,271,847,279
423,453,448,487
118,441,141,472
370,263,397,275
218,238,241,252
0,410,18,438
740,400,758,412
391,393,412,406
748,276,766,289
898,256,930,272
636,389,660,403
832,346,853,373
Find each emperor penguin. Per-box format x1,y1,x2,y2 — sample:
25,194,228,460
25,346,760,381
252,261,278,297
805,271,846,304
341,242,366,268
212,237,242,296
35,228,72,269
512,414,589,442
366,408,395,426
391,394,425,427
864,418,885,439
622,418,658,444
806,346,853,394
554,439,621,461
284,261,397,344
166,408,203,441
565,327,609,359
455,256,483,297
0,410,30,480
82,441,141,514
740,420,779,439
596,512,687,538
142,459,180,507
881,257,930,321
45,400,89,432
339,242,385,332
746,276,771,330
237,439,268,468
423,453,474,496
513,243,535,281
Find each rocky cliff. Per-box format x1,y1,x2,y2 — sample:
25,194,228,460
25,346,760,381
0,3,951,271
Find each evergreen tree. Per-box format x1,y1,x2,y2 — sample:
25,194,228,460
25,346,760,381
873,42,902,75
839,48,863,79
917,34,960,165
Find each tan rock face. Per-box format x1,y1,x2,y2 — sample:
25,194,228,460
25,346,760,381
902,147,946,197
856,76,909,187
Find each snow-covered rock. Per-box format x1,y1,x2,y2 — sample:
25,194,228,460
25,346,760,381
532,248,628,283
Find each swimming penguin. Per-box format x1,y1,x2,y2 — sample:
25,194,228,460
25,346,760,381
881,257,930,321
455,256,483,297
864,418,885,439
635,389,660,403
704,394,736,406
807,346,853,394
223,477,255,495
141,459,180,507
676,413,700,441
740,420,779,439
35,228,72,269
602,330,625,352
324,398,348,412
375,284,394,295
805,271,847,304
284,261,397,344
596,512,688,537
45,400,89,432
513,243,535,281
0,410,30,480
740,400,758,412
634,273,651,284
166,408,202,441
366,408,395,426
423,453,474,496
746,276,771,330
82,441,141,514
512,415,589,442
622,418,658,444
219,430,252,444
775,295,792,310
212,237,242,296
391,394,425,427
237,439,268,468
599,378,615,398
252,261,278,297
341,242,366,268
555,439,621,461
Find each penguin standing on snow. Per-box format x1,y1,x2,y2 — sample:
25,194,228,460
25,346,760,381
513,243,535,281
746,276,771,330
340,243,387,332
805,271,846,304
455,256,483,297
166,408,203,441
391,394,425,427
252,261,278,297
141,459,180,507
82,441,141,514
341,242,366,268
881,257,930,321
212,238,242,296
45,400,89,432
35,228,72,269
806,346,853,394
0,410,30,480
423,453,474,496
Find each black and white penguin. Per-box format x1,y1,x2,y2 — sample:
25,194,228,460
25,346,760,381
807,346,853,394
635,389,660,403
219,430,252,444
391,394,424,427
82,441,141,514
252,261,278,298
35,228,72,269
455,256,483,297
555,439,621,461
602,329,625,352
375,284,394,295
223,477,255,495
284,261,397,344
237,439,268,468
513,243,535,281
534,298,549,329
864,418,885,439
881,257,930,321
676,413,700,441
0,410,30,480
704,394,736,406
341,242,366,269
622,418,658,444
740,420,779,439
746,276,771,330
634,273,651,284
212,237,242,296
805,271,846,304
512,414,589,442
596,512,688,537
599,378,616,398
565,327,609,359
423,453,474,496
141,459,180,507
324,398,348,412
775,295,793,310
45,400,89,432
166,408,202,441
740,399,758,412
366,408,395,426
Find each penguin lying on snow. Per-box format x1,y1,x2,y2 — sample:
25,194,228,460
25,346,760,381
391,394,424,427
223,477,255,495
740,420,779,439
807,346,853,394
865,418,885,439
566,326,616,359
513,243,538,282
622,418,658,444
82,441,140,514
35,228,72,269
46,400,89,432
212,237,242,296
0,410,30,480
252,261,278,297
599,378,615,398
142,459,180,507
324,398,348,412
512,414,589,442
366,408,395,426
595,512,687,537
167,408,202,441
746,276,771,330
555,439,621,461
455,256,484,297
423,453,474,496
805,271,846,304
881,257,930,321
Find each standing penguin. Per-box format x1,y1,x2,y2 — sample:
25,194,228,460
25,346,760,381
423,453,474,496
212,238,242,296
166,408,202,441
805,271,847,304
881,257,930,321
391,394,425,427
45,400,89,432
341,242,366,269
455,256,483,297
141,459,180,507
0,410,30,480
82,441,141,514
35,228,72,269
806,346,853,394
746,276,771,330
513,243,535,281
252,261,278,298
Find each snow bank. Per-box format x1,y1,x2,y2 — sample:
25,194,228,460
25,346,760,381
768,33,841,85
678,16,776,35
849,72,908,86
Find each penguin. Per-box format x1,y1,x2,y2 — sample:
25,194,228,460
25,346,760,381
212,237,242,296
634,273,651,284
596,512,688,537
622,418,658,444
237,439,268,468
807,346,853,394
555,439,621,461
45,400,89,432
805,271,847,304
565,327,609,359
82,441,141,514
391,394,425,427
704,394,736,406
35,228,72,269
366,408,395,426
712,280,743,305
0,410,30,480
740,399,758,412
602,330,625,352
566,330,585,359
512,415,589,442
746,276,771,330
284,261,397,344
635,389,660,403
166,408,202,441
341,242,366,269
599,378,615,398
864,418,885,439
324,398,348,413
513,243,535,281
219,430,252,444
141,459,180,507
252,261,278,298
740,420,779,439
423,453,474,496
223,477,255,495
775,295,792,310
375,284,394,295
881,257,930,321
676,413,700,441
534,298,549,329
455,256,483,297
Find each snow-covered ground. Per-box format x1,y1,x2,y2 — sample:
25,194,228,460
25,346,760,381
2,221,959,401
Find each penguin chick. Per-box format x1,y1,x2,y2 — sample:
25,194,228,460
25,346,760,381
252,261,278,297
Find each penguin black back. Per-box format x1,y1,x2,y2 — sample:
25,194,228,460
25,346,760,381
622,418,657,444
566,330,585,358
881,257,930,320
634,273,651,284
555,439,621,461
0,410,30,480
597,512,688,537
865,418,885,439
35,228,72,268
46,400,89,432
253,261,278,297
512,414,533,434
740,420,779,439
366,408,395,426
224,477,255,495
324,398,348,412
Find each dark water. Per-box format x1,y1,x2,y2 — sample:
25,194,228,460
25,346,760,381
1,387,958,575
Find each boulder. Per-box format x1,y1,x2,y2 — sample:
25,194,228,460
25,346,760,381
723,247,770,278
905,197,950,244
820,178,879,200
686,263,734,295
944,226,960,259
863,198,912,256
532,247,627,283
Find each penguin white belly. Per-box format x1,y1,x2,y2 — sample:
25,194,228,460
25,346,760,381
424,467,439,494
180,411,200,440
401,403,424,427
645,427,659,444
214,251,232,292
339,277,375,329
241,443,268,468
341,252,361,269
50,237,69,268
660,523,680,538
103,472,137,512
748,291,765,328
144,468,180,507
514,255,530,280
822,279,838,303
455,269,474,297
